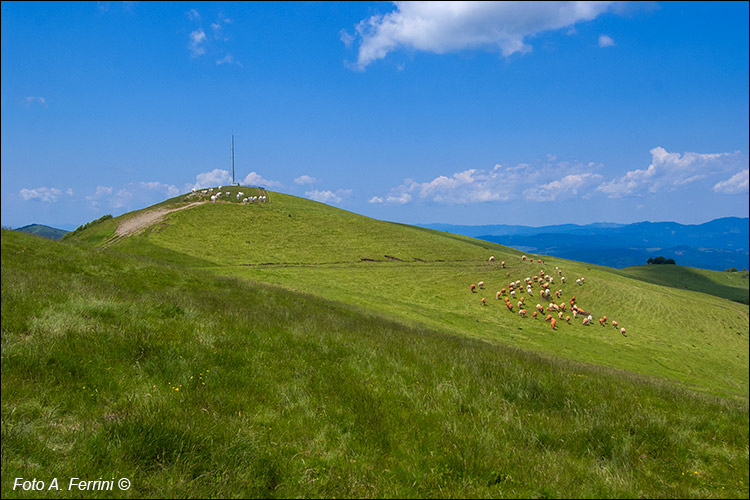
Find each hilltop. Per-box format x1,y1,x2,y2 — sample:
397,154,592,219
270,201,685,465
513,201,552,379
66,190,749,398
11,223,68,240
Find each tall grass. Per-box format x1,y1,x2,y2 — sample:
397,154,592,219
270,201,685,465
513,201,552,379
2,230,748,498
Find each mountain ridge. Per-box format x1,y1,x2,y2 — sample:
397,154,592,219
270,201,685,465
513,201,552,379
11,223,69,240
419,217,749,270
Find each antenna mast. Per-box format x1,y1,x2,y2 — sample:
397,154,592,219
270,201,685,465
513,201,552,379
231,135,235,185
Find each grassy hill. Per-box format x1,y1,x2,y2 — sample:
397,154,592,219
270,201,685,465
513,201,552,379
13,223,68,240
69,191,749,398
616,265,749,305
2,229,748,498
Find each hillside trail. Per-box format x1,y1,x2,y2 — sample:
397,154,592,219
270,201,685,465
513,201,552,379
103,201,206,247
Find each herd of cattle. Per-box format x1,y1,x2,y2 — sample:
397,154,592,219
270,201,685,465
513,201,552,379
473,255,627,336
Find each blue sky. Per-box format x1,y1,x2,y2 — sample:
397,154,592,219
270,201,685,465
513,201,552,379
2,1,748,230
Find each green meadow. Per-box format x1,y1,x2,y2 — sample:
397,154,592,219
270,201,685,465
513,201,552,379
100,192,748,397
616,264,749,305
3,190,749,498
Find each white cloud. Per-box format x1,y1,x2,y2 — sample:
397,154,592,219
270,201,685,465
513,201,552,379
111,189,133,209
187,11,237,62
294,175,318,185
216,53,233,65
305,189,352,204
140,181,180,198
369,192,413,205
87,186,113,200
597,147,744,198
188,29,207,57
211,12,232,40
19,187,62,202
83,185,113,209
192,169,232,189
339,29,355,48
348,1,618,69
524,173,603,201
243,171,283,188
370,159,603,205
24,96,46,106
216,53,243,67
598,34,615,47
713,169,749,195
188,169,282,190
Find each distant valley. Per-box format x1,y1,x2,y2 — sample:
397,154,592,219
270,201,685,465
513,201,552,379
420,217,749,271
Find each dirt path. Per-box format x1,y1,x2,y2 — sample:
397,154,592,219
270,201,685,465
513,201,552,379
112,202,206,239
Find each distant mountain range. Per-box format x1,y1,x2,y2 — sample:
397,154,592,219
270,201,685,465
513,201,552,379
12,224,69,240
420,217,749,271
